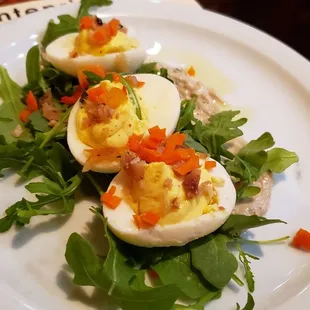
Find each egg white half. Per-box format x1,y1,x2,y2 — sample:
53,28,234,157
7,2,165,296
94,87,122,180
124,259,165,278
67,74,181,173
102,159,236,247
45,33,146,77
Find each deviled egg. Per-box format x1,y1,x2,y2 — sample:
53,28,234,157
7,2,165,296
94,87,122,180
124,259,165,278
45,16,146,76
101,131,236,247
67,74,181,173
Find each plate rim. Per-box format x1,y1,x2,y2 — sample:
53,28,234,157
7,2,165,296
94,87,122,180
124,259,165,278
0,1,309,309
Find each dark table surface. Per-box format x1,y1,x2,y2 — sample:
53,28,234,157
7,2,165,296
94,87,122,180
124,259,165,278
198,0,310,60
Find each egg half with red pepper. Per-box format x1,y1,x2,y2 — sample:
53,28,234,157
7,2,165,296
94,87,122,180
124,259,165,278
101,131,236,247
67,73,181,173
45,16,146,76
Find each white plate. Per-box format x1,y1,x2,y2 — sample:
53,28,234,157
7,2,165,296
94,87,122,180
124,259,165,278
0,0,310,309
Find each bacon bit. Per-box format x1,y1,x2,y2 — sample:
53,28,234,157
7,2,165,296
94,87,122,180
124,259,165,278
101,185,122,209
121,151,146,181
164,178,173,189
140,212,160,226
19,109,31,123
80,16,95,30
148,268,159,279
125,75,145,88
292,228,310,252
112,72,121,83
218,206,225,211
205,160,216,170
82,100,113,126
26,91,38,112
69,50,78,59
187,66,196,77
171,198,180,211
39,90,60,122
182,169,201,199
48,120,58,128
148,126,166,142
60,86,84,105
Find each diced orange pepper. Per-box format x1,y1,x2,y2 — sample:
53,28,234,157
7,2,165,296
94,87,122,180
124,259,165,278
133,214,148,229
137,147,161,163
292,228,310,251
87,84,106,102
148,126,166,142
140,212,160,226
141,137,161,150
109,18,120,36
162,133,186,158
187,66,196,77
205,160,216,170
26,91,38,112
174,154,200,176
137,81,145,88
60,86,84,105
101,186,122,209
163,148,194,165
78,71,89,89
100,87,127,109
128,134,143,152
122,86,127,94
92,24,112,45
19,109,31,123
80,16,95,30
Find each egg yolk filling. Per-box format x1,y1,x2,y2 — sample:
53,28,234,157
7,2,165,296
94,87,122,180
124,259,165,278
71,16,139,57
119,127,225,229
76,79,147,171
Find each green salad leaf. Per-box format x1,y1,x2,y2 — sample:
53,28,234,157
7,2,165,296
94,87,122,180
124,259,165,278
176,98,196,131
65,229,180,310
0,66,28,143
28,110,50,132
237,245,259,293
42,15,78,48
190,234,238,289
22,45,47,97
77,0,113,20
152,248,211,300
236,293,255,310
0,139,82,231
220,215,286,238
136,62,174,83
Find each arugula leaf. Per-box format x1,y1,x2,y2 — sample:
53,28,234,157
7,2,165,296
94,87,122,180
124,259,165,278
193,111,247,160
77,0,113,20
0,66,27,142
65,231,180,310
41,15,78,48
41,67,78,99
239,186,261,199
0,117,12,122
236,293,255,310
172,291,222,310
120,76,142,119
136,62,174,83
22,45,47,97
261,148,299,173
220,215,286,238
184,133,208,153
152,248,210,300
0,141,82,231
190,234,238,289
84,71,113,86
176,98,196,131
237,245,259,293
28,111,50,132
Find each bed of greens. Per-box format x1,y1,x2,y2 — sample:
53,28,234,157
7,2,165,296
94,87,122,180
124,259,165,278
0,1,299,310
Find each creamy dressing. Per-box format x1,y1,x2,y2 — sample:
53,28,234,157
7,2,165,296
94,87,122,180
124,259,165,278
166,67,273,216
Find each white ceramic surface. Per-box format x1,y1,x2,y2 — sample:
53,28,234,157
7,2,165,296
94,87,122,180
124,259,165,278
0,0,309,309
